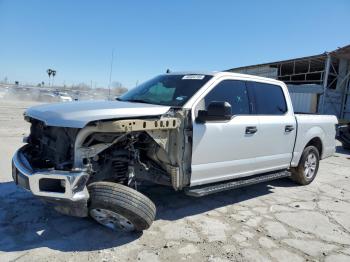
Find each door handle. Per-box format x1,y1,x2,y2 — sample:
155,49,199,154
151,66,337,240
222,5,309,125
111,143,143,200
245,126,257,134
285,125,295,132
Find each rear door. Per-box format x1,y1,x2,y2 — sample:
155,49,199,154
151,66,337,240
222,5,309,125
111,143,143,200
246,81,296,172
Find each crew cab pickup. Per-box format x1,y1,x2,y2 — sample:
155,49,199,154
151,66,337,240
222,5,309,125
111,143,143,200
12,72,338,231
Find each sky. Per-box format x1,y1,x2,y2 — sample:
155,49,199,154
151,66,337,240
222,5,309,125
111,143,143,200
0,0,349,89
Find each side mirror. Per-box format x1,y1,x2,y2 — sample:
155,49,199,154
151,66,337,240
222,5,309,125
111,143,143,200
197,101,232,122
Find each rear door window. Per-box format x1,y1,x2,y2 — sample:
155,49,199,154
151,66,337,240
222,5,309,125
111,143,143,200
247,82,287,115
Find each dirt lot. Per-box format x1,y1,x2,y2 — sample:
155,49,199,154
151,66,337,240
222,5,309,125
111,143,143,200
1,99,350,262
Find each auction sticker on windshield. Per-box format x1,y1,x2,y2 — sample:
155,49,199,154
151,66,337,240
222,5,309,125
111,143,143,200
182,75,205,80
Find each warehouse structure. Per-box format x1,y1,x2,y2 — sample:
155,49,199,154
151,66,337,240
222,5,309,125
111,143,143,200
227,45,350,121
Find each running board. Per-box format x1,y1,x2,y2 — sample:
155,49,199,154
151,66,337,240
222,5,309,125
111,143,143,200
185,170,291,197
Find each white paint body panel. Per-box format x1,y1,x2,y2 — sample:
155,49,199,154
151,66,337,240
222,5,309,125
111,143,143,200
191,115,260,185
291,114,338,166
25,100,171,128
185,72,338,186
253,114,296,172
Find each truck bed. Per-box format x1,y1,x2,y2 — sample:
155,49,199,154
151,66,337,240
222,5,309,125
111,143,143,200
291,114,338,166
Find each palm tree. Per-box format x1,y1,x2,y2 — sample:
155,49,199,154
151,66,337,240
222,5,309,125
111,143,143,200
47,69,52,86
52,70,56,87
46,69,56,87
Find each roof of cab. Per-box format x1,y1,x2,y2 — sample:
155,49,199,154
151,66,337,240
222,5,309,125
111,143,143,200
167,71,286,86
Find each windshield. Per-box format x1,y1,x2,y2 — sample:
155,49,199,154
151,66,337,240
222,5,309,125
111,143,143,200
118,74,213,106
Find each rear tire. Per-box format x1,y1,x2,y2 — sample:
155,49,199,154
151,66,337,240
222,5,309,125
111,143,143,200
290,146,320,185
342,143,350,150
88,182,156,232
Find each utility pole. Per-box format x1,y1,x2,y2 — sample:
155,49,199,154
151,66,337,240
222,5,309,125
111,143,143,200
108,49,115,100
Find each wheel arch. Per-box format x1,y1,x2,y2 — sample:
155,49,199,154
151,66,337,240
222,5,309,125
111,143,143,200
305,137,323,157
291,125,326,167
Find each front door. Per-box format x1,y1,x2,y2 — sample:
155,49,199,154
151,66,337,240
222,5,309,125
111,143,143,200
190,80,260,186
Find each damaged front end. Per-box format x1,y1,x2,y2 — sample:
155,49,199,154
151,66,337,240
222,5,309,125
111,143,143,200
12,108,193,217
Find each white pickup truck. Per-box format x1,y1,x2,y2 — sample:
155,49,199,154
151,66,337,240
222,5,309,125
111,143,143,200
12,72,337,232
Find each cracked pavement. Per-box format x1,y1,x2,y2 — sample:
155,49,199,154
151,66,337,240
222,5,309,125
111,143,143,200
1,100,350,262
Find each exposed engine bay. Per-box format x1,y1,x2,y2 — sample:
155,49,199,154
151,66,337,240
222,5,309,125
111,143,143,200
23,109,193,192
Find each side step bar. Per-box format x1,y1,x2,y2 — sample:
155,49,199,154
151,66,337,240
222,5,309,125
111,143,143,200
185,170,291,197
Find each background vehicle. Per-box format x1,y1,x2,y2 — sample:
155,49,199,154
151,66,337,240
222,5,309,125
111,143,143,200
12,72,338,231
53,91,73,102
337,124,350,150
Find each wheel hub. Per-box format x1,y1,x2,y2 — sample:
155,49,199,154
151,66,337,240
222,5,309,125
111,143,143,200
304,152,317,179
90,208,135,231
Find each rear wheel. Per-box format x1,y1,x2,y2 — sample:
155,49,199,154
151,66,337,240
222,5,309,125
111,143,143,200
342,143,350,150
88,182,156,232
290,146,320,185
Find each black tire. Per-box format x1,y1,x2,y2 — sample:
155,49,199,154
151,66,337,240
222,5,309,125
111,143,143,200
88,182,156,232
290,145,320,185
342,143,350,150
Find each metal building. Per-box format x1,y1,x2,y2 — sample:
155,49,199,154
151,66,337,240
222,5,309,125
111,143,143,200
227,45,350,121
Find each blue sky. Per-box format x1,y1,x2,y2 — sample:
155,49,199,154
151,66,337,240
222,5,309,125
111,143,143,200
0,0,349,88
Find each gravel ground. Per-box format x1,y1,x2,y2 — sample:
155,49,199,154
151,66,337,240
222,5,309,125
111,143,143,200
1,99,350,262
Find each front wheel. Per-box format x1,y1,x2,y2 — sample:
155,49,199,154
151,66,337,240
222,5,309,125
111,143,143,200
88,182,156,232
290,145,320,185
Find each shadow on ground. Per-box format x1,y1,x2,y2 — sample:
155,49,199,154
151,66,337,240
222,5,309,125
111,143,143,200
336,145,350,155
0,178,295,253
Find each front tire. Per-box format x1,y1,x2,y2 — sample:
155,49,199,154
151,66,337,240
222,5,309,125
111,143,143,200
88,182,156,232
290,146,320,185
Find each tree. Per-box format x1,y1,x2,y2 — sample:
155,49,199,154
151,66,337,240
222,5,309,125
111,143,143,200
47,69,52,78
47,69,57,87
74,82,91,91
111,81,122,89
111,81,128,96
1,76,8,84
113,86,128,95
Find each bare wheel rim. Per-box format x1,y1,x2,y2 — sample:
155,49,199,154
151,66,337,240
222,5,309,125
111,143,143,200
304,152,317,179
90,208,135,231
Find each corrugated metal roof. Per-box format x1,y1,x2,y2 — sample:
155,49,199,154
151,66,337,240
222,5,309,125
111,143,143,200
227,44,350,71
330,45,350,59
